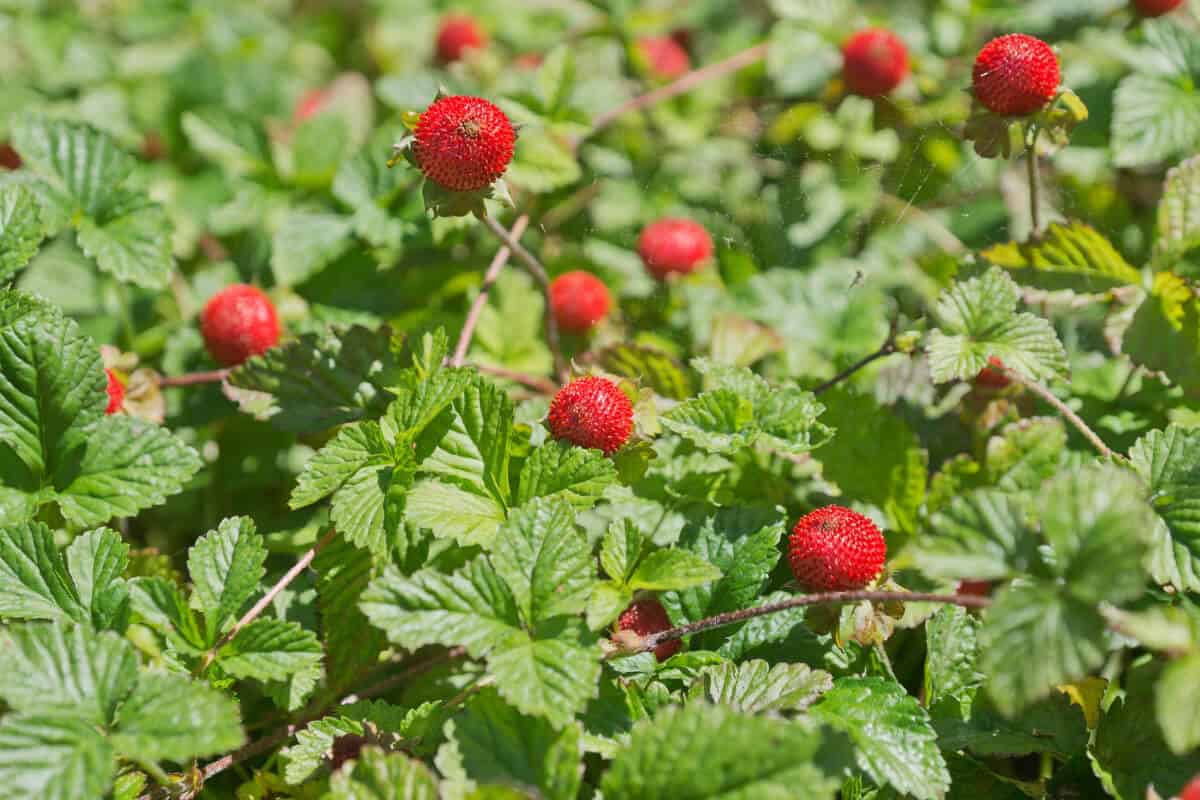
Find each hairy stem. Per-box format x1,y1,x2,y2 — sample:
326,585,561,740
613,590,991,659
811,321,900,395
1027,126,1043,236
1003,368,1115,459
477,212,570,383
472,363,558,394
196,529,338,676
158,368,230,387
452,215,530,367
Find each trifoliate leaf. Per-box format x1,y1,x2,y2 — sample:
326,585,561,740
217,618,323,683
491,498,593,624
0,713,114,800
109,671,243,763
811,678,950,800
600,703,841,800
187,517,267,645
515,440,618,510
0,184,44,283
661,389,756,453
696,659,832,713
1155,154,1200,267
1130,424,1200,592
927,267,1068,383
982,220,1141,292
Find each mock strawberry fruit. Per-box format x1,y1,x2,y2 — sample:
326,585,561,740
294,88,329,122
842,29,910,97
1180,775,1200,800
413,95,515,192
789,505,887,592
956,580,992,597
638,218,713,280
972,34,1060,117
617,598,680,661
1133,0,1185,15
549,271,612,334
201,284,281,367
104,369,125,415
547,376,634,455
0,143,20,170
974,356,1011,389
436,14,487,63
636,36,690,80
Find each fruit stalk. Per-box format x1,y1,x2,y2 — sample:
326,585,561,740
452,214,530,367
811,320,899,395
1000,365,1115,459
1027,125,1043,235
158,368,231,387
477,212,570,382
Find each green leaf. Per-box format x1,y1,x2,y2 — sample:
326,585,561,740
292,423,390,509
110,671,244,763
75,196,173,289
811,678,949,800
1157,652,1200,754
1124,271,1200,392
601,703,840,800
180,108,271,176
187,517,267,645
470,270,552,378
406,479,507,548
228,325,400,433
218,618,323,683
1155,154,1200,266
328,747,440,800
0,713,113,800
696,659,832,713
436,689,582,800
491,498,593,624
982,220,1141,292
487,623,601,728
11,114,133,217
913,490,1038,581
288,114,351,189
506,128,581,194
661,389,756,453
594,344,695,400
314,537,385,694
283,700,440,784
128,576,205,651
1130,425,1200,592
53,415,202,528
924,606,983,708
270,210,354,286
516,440,618,510
64,528,129,631
419,375,513,505
0,185,44,282
0,522,86,623
927,267,1068,383
817,389,926,533
330,452,417,557
628,549,722,592
599,520,647,585
1112,68,1200,169
0,621,137,725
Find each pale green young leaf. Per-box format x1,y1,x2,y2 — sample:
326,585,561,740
587,582,632,631
471,270,553,377
1155,154,1200,266
0,184,45,282
516,440,617,510
110,672,244,763
982,220,1141,291
811,678,949,800
1157,652,1200,754
0,522,86,623
406,479,506,548
384,368,473,442
328,747,440,800
0,713,114,800
490,498,592,623
187,517,267,645
288,114,351,189
1130,424,1200,592
217,618,323,683
697,659,832,713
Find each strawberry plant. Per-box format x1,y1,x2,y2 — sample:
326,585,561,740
2,1,1200,799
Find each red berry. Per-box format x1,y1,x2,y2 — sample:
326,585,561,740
788,505,886,592
974,356,1011,389
637,218,713,280
549,271,612,334
414,95,515,192
842,29,910,97
329,733,367,771
104,369,125,415
1133,0,1185,15
200,284,281,367
436,15,487,63
513,53,544,70
294,88,329,122
636,36,691,80
547,376,634,455
972,34,1060,117
0,143,20,170
617,598,680,662
1180,775,1200,800
956,580,992,597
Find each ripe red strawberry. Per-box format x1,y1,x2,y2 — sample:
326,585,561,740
413,95,515,192
842,29,910,97
974,356,1011,389
636,36,691,80
201,284,281,367
617,598,680,661
638,218,713,280
104,369,125,415
1133,0,1185,15
436,15,487,63
972,34,1060,117
294,88,329,122
549,271,612,334
789,505,887,592
1180,775,1200,800
547,376,633,455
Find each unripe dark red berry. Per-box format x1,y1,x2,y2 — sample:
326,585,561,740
637,218,713,280
636,36,691,80
104,369,125,415
1179,775,1200,800
842,29,910,98
294,88,329,122
1133,0,1185,15
617,598,680,661
547,376,633,455
956,580,992,597
329,733,367,771
549,271,612,334
436,15,487,63
0,143,20,170
974,356,1011,389
789,505,886,592
414,95,515,192
972,34,1060,117
201,284,281,367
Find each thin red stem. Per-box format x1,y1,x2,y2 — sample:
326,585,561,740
452,215,530,367
472,363,558,395
158,369,230,387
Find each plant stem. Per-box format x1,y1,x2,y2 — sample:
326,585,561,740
613,590,990,659
196,529,338,676
583,42,770,143
1027,126,1043,236
811,321,900,395
877,193,967,256
472,363,559,395
452,214,530,367
1003,368,1115,459
158,368,231,387
476,213,570,383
